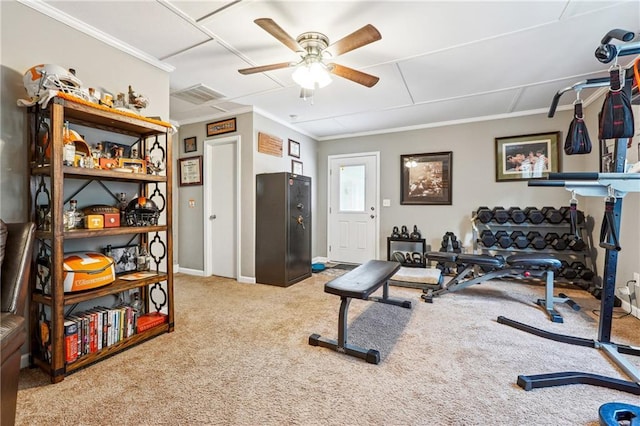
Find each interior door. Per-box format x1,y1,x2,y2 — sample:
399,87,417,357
328,153,378,264
207,140,237,278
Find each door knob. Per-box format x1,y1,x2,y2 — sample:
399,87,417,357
370,215,375,219
209,214,217,220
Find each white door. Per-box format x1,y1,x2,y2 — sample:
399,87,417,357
328,153,379,264
204,137,239,278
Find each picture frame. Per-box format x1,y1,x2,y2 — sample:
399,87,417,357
184,136,197,153
400,151,452,205
495,132,560,182
178,155,203,186
105,245,138,274
291,159,303,175
206,118,236,137
118,158,147,174
288,139,300,158
102,141,131,159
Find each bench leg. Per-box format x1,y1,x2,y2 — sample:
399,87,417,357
308,296,381,364
536,270,580,323
369,281,412,308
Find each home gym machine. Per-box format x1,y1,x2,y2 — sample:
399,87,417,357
498,29,640,396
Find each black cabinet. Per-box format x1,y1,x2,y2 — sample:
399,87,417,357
256,172,311,286
387,237,426,267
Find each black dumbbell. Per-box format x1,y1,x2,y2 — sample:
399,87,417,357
545,232,559,246
567,235,586,251
510,231,529,249
578,267,594,281
562,261,578,279
495,230,512,248
476,207,493,223
508,207,527,224
527,231,546,249
493,207,510,224
549,233,569,250
524,207,545,224
479,230,497,247
542,207,564,224
561,207,586,225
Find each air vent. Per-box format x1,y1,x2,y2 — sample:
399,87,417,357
171,84,225,105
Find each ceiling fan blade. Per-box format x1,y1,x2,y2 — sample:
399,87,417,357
254,18,303,52
238,62,293,75
329,63,380,88
326,24,381,57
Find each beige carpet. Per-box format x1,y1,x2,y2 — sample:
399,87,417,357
15,271,640,425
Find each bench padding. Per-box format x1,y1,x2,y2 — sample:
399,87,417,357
325,260,400,299
506,254,561,269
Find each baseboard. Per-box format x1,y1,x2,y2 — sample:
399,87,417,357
618,299,640,319
238,275,256,284
178,267,205,276
21,353,29,369
312,256,329,264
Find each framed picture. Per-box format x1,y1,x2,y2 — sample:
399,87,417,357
206,118,236,137
102,141,131,159
292,159,303,175
495,132,560,182
105,245,138,274
178,155,203,186
288,139,300,158
184,136,197,153
118,158,147,174
400,151,452,205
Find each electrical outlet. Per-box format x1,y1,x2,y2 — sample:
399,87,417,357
634,272,640,286
619,286,631,296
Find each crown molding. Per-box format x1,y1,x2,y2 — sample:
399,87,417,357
18,0,175,73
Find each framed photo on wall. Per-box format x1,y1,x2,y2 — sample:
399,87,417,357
291,159,303,175
178,156,203,186
206,118,236,137
495,131,560,182
184,136,197,153
288,139,300,158
400,151,452,205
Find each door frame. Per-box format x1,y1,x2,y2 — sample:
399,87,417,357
203,135,241,279
327,151,380,262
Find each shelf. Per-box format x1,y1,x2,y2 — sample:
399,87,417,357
32,273,169,306
33,322,170,383
31,165,166,183
35,225,167,240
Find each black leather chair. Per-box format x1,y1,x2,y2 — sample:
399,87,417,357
1,221,36,426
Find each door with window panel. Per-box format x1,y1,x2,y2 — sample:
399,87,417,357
328,154,378,264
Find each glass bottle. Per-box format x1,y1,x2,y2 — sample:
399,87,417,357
137,243,150,271
62,121,76,166
64,199,78,230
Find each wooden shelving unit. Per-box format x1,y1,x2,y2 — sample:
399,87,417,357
27,97,174,383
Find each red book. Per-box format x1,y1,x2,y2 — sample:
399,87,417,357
64,320,78,363
136,312,167,333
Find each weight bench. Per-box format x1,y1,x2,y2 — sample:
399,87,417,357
309,260,412,364
422,252,579,323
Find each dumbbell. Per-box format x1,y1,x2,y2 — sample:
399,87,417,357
508,207,527,224
560,206,586,225
511,231,529,249
495,230,512,248
492,207,510,224
524,207,545,224
545,232,559,246
566,235,586,251
561,262,579,279
578,267,594,281
476,207,493,223
542,206,564,224
527,231,546,250
548,233,569,250
479,230,497,247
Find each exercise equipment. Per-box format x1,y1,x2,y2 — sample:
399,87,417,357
309,260,412,364
422,252,579,323
524,207,545,224
475,206,493,224
492,207,510,224
499,31,640,394
508,207,527,224
598,402,640,426
511,231,529,249
527,231,547,250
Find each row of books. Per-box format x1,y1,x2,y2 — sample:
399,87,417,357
64,304,138,363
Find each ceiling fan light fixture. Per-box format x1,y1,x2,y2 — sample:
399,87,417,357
292,61,332,90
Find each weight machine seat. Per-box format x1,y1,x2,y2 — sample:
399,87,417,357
457,253,506,268
425,252,458,263
506,254,561,270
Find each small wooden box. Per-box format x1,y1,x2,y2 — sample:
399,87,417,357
103,213,120,228
85,215,104,229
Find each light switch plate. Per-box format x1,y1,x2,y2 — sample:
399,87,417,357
383,199,391,207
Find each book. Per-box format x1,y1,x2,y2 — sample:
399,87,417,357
64,320,78,363
137,312,168,333
119,271,157,281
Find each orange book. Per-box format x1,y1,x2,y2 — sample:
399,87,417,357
64,320,78,363
136,312,167,333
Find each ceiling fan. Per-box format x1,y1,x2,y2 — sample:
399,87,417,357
238,18,381,91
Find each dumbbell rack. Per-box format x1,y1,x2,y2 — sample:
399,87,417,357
471,208,595,287
387,237,427,268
